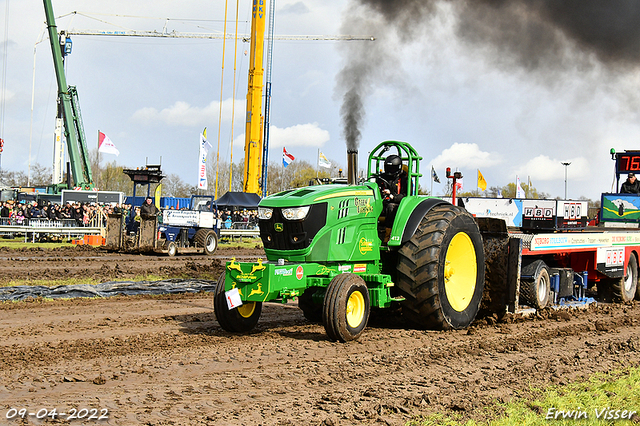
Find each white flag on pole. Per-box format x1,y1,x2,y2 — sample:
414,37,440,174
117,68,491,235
98,131,119,156
318,151,331,168
516,176,526,198
197,128,210,190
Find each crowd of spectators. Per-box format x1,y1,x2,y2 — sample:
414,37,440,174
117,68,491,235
0,200,114,227
218,209,258,229
0,199,259,230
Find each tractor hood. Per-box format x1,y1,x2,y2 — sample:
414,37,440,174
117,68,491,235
259,183,377,208
257,182,382,262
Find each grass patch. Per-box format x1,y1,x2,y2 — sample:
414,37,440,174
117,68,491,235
410,367,640,426
0,237,75,249
219,237,263,250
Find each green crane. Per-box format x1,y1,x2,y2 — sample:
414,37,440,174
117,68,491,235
43,0,94,192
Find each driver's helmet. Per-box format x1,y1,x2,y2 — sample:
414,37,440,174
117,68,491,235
384,155,403,175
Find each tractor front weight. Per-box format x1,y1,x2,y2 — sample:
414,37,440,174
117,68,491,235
223,258,396,308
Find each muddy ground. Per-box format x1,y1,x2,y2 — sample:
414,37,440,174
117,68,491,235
0,245,262,284
0,246,639,425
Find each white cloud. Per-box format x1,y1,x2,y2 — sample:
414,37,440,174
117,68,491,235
514,155,589,181
429,143,501,170
131,99,244,127
266,123,330,148
229,122,330,161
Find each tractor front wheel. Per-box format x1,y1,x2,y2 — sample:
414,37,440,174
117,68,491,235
322,274,370,342
396,204,485,330
214,272,262,333
165,241,177,257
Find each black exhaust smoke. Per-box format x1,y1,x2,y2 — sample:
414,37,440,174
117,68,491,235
336,0,640,153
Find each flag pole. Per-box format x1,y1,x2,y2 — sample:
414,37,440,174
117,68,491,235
97,130,100,168
430,166,433,196
317,148,319,178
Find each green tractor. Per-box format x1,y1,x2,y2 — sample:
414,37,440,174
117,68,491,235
214,141,485,341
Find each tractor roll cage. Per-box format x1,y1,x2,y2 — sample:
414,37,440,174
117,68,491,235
367,140,422,197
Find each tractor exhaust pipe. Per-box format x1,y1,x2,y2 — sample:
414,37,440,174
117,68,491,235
347,149,358,185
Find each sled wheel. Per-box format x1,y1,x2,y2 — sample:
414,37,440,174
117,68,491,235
396,204,485,330
165,241,177,257
520,260,551,309
195,229,218,255
298,286,323,323
214,272,262,333
613,252,637,302
322,274,370,342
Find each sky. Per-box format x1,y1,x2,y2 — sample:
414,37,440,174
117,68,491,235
1,0,640,200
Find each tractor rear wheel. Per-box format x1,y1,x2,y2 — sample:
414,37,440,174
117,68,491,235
322,274,370,342
214,272,262,333
396,204,485,330
520,260,551,309
612,252,637,303
195,229,218,255
298,287,323,323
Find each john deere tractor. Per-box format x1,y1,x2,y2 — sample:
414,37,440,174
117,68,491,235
214,141,485,342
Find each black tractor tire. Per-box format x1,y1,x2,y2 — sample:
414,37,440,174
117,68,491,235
396,204,485,330
214,272,262,333
298,287,323,323
612,252,638,303
520,260,551,309
195,229,218,255
165,241,177,257
322,274,370,342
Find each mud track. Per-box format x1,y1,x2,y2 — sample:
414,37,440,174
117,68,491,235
0,246,639,425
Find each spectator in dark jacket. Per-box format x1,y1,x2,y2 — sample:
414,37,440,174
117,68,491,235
0,202,10,218
620,173,640,194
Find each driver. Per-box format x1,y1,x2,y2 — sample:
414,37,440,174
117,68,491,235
377,155,408,240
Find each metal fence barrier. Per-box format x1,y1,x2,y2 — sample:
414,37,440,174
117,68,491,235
0,215,258,242
0,217,102,242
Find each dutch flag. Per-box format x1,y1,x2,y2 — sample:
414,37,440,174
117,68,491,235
283,147,295,167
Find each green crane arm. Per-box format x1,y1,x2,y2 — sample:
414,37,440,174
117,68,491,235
43,0,93,190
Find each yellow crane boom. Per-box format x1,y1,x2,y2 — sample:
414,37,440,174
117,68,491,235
243,0,266,194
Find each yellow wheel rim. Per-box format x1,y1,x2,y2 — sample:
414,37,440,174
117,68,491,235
444,232,477,312
237,302,256,318
346,290,365,328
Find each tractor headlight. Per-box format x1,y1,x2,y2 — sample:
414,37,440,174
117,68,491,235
258,207,273,220
281,206,310,220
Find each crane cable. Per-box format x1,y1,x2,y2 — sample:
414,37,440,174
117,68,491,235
228,0,240,192
0,0,9,174
214,0,230,199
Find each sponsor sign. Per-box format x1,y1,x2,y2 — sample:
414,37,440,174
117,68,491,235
163,210,199,227
274,268,293,277
601,193,640,222
531,232,640,251
353,264,367,273
354,197,373,216
296,265,304,280
522,200,556,230
556,201,588,229
462,198,522,227
359,238,374,255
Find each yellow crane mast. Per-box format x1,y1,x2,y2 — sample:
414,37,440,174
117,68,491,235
242,0,266,194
